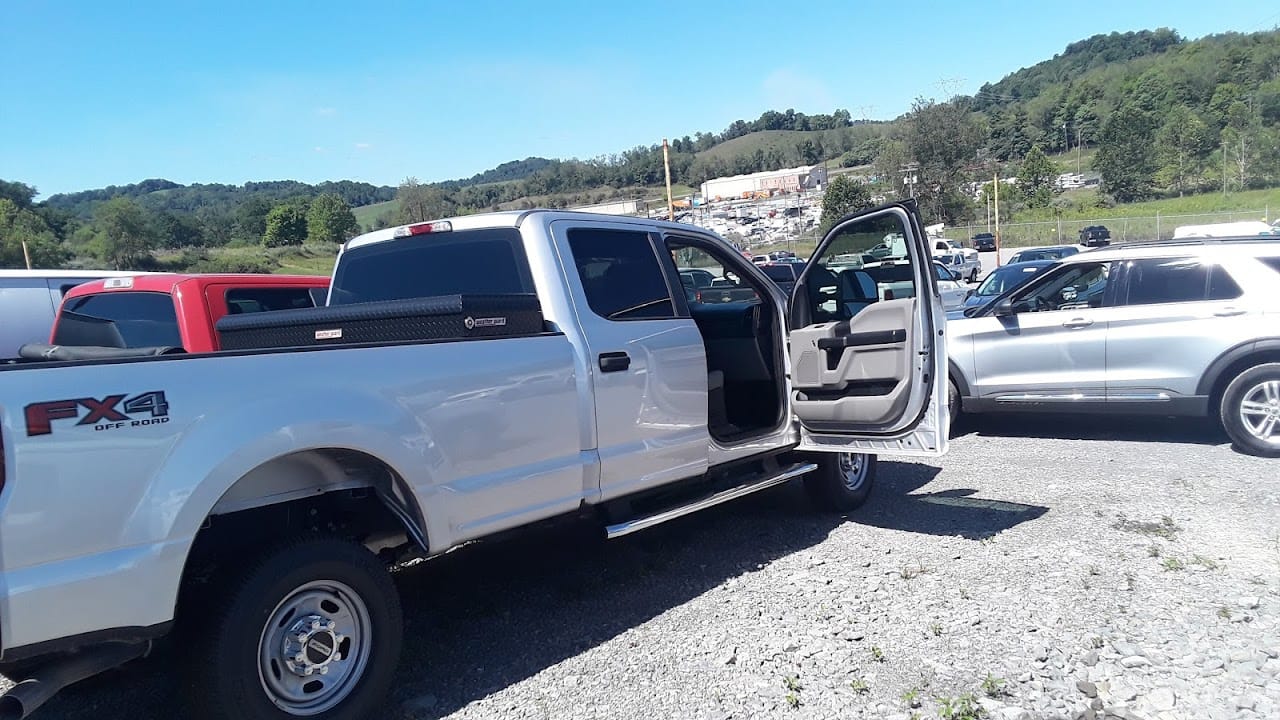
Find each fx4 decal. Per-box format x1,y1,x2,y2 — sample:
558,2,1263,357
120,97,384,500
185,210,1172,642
25,391,170,437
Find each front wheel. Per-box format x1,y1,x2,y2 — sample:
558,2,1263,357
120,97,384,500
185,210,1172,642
1221,363,1280,458
803,452,877,512
188,537,403,720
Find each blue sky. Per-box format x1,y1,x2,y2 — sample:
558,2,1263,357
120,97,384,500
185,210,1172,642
2,1,1276,198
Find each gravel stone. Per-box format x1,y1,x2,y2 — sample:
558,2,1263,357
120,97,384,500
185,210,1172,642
1077,680,1098,697
1147,687,1176,711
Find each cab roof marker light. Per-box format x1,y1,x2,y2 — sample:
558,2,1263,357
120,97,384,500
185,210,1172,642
393,220,453,238
103,277,134,289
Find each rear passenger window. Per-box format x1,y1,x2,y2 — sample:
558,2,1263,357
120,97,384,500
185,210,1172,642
567,229,675,321
54,292,182,348
1124,258,1241,305
1260,257,1280,275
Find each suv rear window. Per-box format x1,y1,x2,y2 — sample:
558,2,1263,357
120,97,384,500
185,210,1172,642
329,229,534,305
54,292,182,348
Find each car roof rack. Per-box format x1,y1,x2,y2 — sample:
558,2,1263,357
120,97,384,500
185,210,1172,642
1082,235,1280,251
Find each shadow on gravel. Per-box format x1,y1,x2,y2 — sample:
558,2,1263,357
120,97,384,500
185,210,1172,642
856,461,1048,541
30,479,869,720
958,413,1226,446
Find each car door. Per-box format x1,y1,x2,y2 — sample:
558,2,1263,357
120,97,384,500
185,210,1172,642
552,221,710,501
967,260,1117,403
787,201,947,456
933,263,968,310
1104,255,1255,402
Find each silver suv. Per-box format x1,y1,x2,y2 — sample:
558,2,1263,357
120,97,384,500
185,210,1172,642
946,238,1280,457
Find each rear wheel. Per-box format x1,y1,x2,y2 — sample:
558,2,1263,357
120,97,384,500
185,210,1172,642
803,453,877,512
947,378,962,432
188,537,402,720
1221,363,1280,458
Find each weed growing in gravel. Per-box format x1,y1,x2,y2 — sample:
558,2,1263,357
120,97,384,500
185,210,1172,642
959,588,971,600
1086,564,1100,575
1217,606,1232,620
1192,554,1220,570
981,673,1007,697
1147,544,1161,557
870,646,886,662
1162,556,1185,571
785,692,800,710
902,687,922,708
937,693,984,720
849,678,870,694
1125,573,1137,591
783,675,802,693
930,622,944,637
1090,636,1105,649
1113,515,1181,540
900,564,930,580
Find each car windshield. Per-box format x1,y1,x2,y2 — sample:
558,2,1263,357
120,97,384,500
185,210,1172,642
976,264,1048,296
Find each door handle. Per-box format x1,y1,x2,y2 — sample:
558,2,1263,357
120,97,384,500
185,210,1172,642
1214,308,1245,317
1062,318,1093,329
598,351,631,373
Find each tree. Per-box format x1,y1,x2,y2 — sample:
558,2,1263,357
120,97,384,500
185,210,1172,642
154,210,205,249
1018,145,1059,208
262,202,308,247
1094,103,1158,202
1155,105,1210,196
91,197,156,269
902,98,984,222
0,199,69,268
306,193,359,244
396,177,454,224
819,175,873,231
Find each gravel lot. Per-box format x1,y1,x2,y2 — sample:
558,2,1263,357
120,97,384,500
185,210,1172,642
13,414,1280,720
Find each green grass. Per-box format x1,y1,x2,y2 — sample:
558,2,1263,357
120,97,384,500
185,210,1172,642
352,200,398,230
948,187,1280,247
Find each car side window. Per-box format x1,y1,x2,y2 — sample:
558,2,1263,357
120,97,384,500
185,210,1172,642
1016,262,1112,312
1123,257,1210,305
567,228,676,321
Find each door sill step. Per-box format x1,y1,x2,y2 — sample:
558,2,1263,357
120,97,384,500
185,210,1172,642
604,461,818,539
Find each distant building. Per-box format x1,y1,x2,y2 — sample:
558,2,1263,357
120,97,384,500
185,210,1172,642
569,199,640,216
701,165,828,202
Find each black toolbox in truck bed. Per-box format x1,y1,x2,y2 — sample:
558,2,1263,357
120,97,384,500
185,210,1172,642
215,294,545,350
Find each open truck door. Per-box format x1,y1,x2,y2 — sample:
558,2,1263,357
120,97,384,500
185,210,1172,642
787,201,948,456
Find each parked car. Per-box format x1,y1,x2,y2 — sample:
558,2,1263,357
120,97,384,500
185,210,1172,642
0,269,151,360
936,250,982,283
0,203,947,719
49,273,329,353
1008,245,1081,263
972,232,997,252
950,260,1055,317
946,236,1280,457
1079,225,1112,247
932,262,970,310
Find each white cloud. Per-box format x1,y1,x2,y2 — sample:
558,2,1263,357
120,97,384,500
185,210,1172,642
315,107,337,116
354,142,373,150
761,68,835,111
313,146,328,153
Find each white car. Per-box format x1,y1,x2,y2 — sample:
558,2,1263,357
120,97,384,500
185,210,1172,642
932,240,981,282
933,262,970,310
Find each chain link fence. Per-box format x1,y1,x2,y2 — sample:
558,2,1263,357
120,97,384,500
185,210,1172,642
943,208,1275,247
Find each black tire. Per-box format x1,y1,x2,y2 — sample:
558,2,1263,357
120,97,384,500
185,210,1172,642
803,452,877,512
968,269,979,283
1220,362,1280,458
187,537,403,720
947,378,962,433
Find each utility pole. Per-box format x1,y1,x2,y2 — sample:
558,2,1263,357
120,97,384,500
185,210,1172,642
662,138,675,221
993,172,1001,267
21,238,32,270
1076,127,1082,175
1223,139,1228,196
1063,123,1068,155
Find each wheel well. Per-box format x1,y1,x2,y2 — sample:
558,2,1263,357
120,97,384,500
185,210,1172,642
1208,350,1280,421
176,449,427,624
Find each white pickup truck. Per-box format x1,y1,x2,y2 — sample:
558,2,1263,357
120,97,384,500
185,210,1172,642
0,202,946,720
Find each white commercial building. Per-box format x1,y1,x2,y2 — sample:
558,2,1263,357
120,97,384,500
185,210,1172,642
569,199,640,216
700,165,828,202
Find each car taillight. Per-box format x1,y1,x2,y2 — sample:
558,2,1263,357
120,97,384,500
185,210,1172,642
393,220,453,237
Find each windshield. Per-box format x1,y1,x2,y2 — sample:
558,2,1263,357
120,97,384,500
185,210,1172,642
976,264,1047,296
761,265,796,281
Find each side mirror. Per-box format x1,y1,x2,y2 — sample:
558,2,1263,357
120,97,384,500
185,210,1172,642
992,297,1016,316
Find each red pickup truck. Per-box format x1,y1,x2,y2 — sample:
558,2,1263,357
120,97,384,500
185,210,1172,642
49,273,330,352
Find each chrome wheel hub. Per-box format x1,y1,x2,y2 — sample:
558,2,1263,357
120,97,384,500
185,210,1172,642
1239,379,1280,445
282,615,345,677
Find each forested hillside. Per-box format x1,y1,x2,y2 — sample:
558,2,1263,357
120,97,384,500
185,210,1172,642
2,27,1278,272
